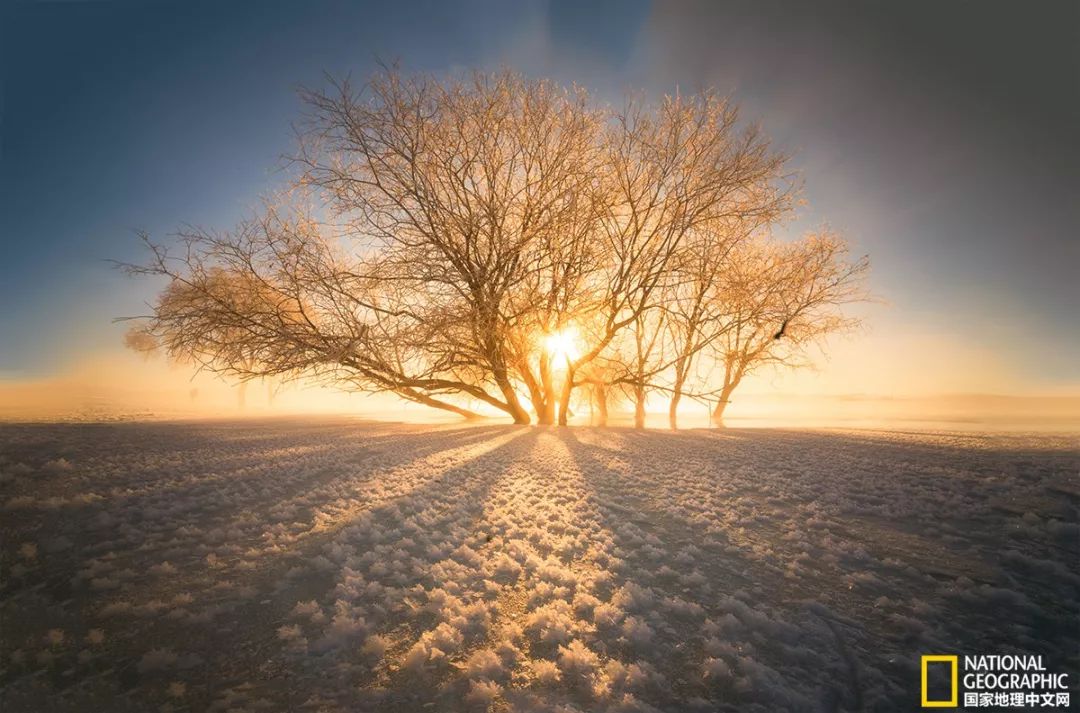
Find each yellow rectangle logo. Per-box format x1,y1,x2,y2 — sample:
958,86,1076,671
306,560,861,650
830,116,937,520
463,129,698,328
921,655,958,707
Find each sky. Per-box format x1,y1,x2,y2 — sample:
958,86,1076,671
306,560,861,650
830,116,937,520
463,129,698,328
1,0,1078,420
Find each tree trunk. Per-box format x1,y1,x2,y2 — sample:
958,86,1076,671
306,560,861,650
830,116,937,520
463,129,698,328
518,362,547,426
668,391,681,430
538,354,556,425
503,389,530,424
668,367,687,430
634,384,646,429
595,384,608,427
711,385,734,427
491,365,530,424
557,369,574,426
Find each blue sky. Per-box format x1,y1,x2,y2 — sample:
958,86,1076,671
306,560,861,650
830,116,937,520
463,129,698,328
1,0,1077,395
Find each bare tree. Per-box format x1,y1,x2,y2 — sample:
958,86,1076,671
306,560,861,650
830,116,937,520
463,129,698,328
553,92,793,424
662,213,788,429
295,68,606,424
127,69,611,424
124,67,863,427
623,309,666,428
709,231,870,425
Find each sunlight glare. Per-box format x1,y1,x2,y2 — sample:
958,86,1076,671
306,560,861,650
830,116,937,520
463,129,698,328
545,328,580,363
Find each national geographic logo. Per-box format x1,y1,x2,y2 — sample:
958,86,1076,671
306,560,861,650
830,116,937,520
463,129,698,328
921,654,1071,708
922,656,958,707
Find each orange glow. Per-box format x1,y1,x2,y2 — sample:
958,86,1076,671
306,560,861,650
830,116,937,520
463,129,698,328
544,327,580,365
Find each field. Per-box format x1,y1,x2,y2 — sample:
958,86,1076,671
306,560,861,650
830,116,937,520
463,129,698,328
1,419,1077,712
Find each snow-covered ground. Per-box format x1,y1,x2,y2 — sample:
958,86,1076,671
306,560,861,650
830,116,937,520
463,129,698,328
1,419,1076,712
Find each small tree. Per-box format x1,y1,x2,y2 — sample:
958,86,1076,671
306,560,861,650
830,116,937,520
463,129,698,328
708,231,870,425
662,216,780,429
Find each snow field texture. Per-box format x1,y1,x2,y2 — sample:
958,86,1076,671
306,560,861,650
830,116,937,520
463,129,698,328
0,419,1077,712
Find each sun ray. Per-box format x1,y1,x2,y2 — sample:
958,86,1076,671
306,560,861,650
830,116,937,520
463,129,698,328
544,327,580,364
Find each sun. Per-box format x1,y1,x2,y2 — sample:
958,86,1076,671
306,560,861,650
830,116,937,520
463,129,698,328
544,328,580,363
